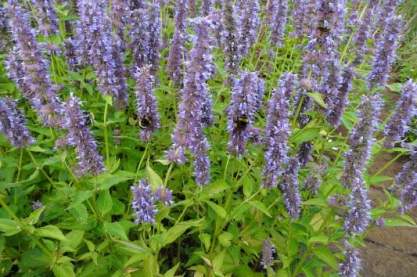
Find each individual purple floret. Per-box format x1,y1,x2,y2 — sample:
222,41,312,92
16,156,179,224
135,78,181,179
342,95,383,189
238,0,261,57
31,0,59,37
263,73,297,188
261,239,275,269
61,94,105,177
367,15,403,89
167,0,188,85
344,177,371,235
155,186,173,206
384,80,417,148
0,98,34,148
134,65,161,142
131,180,157,224
31,200,44,210
339,242,361,277
6,2,64,127
268,0,288,47
396,150,417,213
221,0,240,76
227,71,264,156
167,17,215,185
327,66,354,127
280,158,302,219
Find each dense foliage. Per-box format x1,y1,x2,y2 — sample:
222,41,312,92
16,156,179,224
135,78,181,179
0,0,416,276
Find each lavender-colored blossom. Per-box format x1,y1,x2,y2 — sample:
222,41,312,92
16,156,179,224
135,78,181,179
61,94,105,176
374,0,402,40
129,2,161,74
238,0,261,56
0,98,34,148
131,180,157,224
6,2,64,127
155,186,173,206
396,150,417,213
294,79,314,128
75,0,128,109
134,65,160,141
167,17,215,185
344,177,371,235
304,174,321,195
31,0,59,36
339,242,361,277
367,15,403,89
227,71,264,156
261,239,275,269
341,95,382,189
31,200,43,210
221,0,240,76
384,80,417,148
321,58,343,121
291,0,319,38
167,0,188,85
263,73,297,188
352,3,376,66
327,66,354,127
280,158,302,219
110,0,130,48
268,0,288,47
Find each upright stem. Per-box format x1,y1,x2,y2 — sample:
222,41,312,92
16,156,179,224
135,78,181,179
103,102,110,167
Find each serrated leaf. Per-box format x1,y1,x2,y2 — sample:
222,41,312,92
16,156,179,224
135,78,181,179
307,92,327,108
35,225,66,241
164,263,180,277
52,262,75,277
249,200,272,217
96,171,135,190
146,164,163,190
159,219,202,248
97,190,113,216
25,206,45,225
103,222,128,240
312,247,338,270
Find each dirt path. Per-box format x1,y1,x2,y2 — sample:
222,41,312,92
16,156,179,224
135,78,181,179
362,153,417,276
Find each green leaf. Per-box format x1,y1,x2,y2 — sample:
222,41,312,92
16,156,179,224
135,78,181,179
114,240,150,255
367,175,392,185
96,171,135,190
303,198,327,207
312,247,338,270
218,232,233,247
291,127,321,145
97,190,113,216
103,222,128,240
103,95,113,105
249,200,272,217
146,164,163,190
199,233,211,251
25,206,45,225
206,201,227,219
158,219,202,248
61,230,85,252
35,225,67,241
0,218,21,236
308,235,329,245
307,92,327,108
385,216,417,227
52,262,76,277
163,263,180,277
387,83,402,92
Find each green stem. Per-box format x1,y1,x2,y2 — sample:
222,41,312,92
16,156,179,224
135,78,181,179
16,148,24,183
135,143,149,182
103,102,110,167
26,150,54,185
164,163,174,186
372,153,403,177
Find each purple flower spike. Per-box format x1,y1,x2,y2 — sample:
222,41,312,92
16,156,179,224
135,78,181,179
261,239,275,269
167,17,215,186
0,98,34,148
134,65,161,142
61,94,105,177
6,2,64,127
291,0,319,38
238,0,261,56
368,15,403,89
396,150,417,213
268,0,288,47
155,186,173,206
131,180,157,224
342,95,383,189
201,0,213,16
280,158,302,219
339,242,361,277
167,0,188,85
227,71,264,156
352,3,376,66
221,0,241,76
344,177,371,235
31,0,59,37
384,80,417,148
263,73,297,188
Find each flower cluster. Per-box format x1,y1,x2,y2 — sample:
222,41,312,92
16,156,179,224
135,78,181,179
221,0,240,76
227,71,264,156
280,158,302,219
60,94,105,177
396,150,417,213
268,0,289,47
260,239,275,269
131,179,173,224
31,0,59,37
6,1,64,127
384,80,417,148
0,97,34,148
238,0,261,56
339,242,361,277
134,65,161,142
